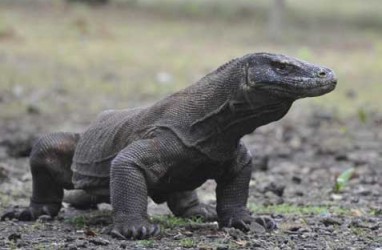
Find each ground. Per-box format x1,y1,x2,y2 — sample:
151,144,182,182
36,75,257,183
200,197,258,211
0,109,381,249
0,1,381,249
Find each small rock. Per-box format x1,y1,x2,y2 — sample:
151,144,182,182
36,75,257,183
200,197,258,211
16,241,28,248
335,153,348,161
173,232,185,240
251,239,262,247
74,239,87,248
216,245,229,250
89,238,110,246
351,219,380,230
350,209,363,217
65,237,75,242
198,245,213,250
330,193,343,201
321,217,342,226
84,228,97,237
37,215,53,222
223,227,245,240
264,182,285,197
295,191,304,196
183,231,193,236
97,203,112,211
291,175,302,184
252,155,269,171
0,163,9,179
67,244,77,250
26,104,41,115
354,188,372,196
249,222,266,234
8,233,21,242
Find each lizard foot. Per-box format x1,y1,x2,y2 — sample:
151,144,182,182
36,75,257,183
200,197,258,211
218,208,277,232
110,216,160,240
1,202,61,221
218,207,253,232
181,203,217,222
253,216,277,231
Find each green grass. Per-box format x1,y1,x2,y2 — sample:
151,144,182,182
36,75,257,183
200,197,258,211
64,210,112,228
179,238,196,248
249,204,350,216
65,215,88,228
151,215,203,230
0,1,381,122
138,239,155,248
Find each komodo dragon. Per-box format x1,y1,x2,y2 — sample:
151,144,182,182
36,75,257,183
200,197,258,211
2,53,337,239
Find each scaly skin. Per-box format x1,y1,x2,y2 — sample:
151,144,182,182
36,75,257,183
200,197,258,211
1,53,337,239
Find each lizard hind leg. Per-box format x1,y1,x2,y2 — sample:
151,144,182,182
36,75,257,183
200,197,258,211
2,132,79,221
167,191,217,222
63,190,109,209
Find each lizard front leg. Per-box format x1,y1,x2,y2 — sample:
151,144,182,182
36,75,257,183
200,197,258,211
110,141,160,240
216,146,276,232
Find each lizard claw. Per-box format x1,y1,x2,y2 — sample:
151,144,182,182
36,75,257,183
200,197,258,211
2,207,36,221
111,228,127,240
110,220,160,240
1,210,18,221
1,203,61,222
254,216,277,231
236,219,251,232
218,207,253,232
218,208,277,233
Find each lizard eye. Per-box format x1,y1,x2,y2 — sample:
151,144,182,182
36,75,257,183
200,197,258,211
272,62,293,74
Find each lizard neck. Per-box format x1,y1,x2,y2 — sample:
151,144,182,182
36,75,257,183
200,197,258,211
180,62,294,157
189,92,293,149
152,58,293,160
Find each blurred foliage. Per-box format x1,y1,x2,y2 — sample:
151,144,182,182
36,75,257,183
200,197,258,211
0,0,381,123
334,168,355,193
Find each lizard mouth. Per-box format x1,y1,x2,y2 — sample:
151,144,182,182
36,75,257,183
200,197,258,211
255,78,337,98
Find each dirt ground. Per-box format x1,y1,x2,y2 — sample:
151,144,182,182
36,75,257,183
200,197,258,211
0,105,381,250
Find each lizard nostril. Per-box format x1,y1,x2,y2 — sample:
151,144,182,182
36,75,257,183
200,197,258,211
318,71,327,78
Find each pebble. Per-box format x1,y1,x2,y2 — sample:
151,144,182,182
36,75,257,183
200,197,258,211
67,244,77,250
330,194,343,201
37,215,53,222
223,227,245,240
8,233,21,242
216,245,229,250
321,217,343,226
89,238,110,246
173,232,185,240
198,245,213,250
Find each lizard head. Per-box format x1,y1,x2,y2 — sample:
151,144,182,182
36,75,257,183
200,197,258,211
243,53,337,100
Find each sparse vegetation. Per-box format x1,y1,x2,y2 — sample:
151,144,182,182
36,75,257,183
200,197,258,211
152,215,203,230
334,168,355,193
249,204,350,216
138,239,155,248
66,215,88,228
179,238,196,248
